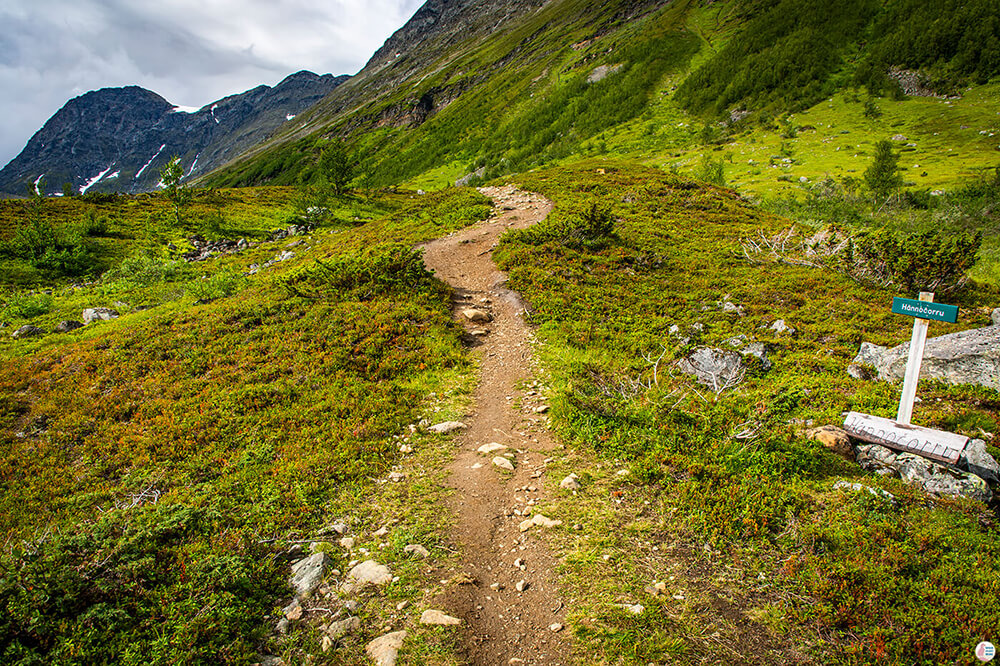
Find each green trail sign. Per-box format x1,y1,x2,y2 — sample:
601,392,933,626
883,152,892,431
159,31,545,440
891,297,959,324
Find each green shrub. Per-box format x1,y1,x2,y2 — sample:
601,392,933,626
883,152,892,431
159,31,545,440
282,243,443,301
0,291,53,321
187,269,247,302
851,227,983,292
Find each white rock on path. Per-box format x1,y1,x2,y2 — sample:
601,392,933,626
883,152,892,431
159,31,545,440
478,442,507,454
420,609,462,625
403,544,431,558
326,616,361,639
428,421,467,434
366,631,407,666
493,456,515,471
531,514,562,528
341,560,392,594
462,308,492,323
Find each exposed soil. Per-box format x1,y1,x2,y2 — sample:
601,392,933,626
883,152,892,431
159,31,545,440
420,186,570,665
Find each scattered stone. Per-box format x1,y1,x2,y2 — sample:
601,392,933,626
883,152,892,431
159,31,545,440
396,601,409,610
330,521,348,535
833,480,896,501
806,425,854,460
548,622,564,632
82,307,119,324
534,405,549,413
388,471,405,482
262,656,285,666
852,326,1000,390
891,134,908,141
321,635,333,652
275,618,290,635
420,609,461,626
846,363,873,380
399,444,413,454
493,456,515,471
11,325,44,339
54,320,84,333
531,514,562,528
518,518,535,532
769,319,795,335
645,581,668,596
620,603,645,615
283,599,303,621
514,557,526,569
559,474,581,491
992,308,1000,326
366,630,407,666
478,442,507,455
404,544,431,559
515,580,529,592
339,537,355,550
326,616,361,639
740,342,771,370
471,328,489,336
509,659,525,665
341,560,392,594
462,308,492,323
961,439,1000,484
289,552,330,600
428,421,467,434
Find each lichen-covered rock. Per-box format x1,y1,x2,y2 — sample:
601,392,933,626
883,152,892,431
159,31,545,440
289,552,330,600
852,325,1000,390
55,320,84,333
894,453,992,503
677,347,744,391
341,560,392,594
366,631,407,666
11,325,45,339
807,425,854,460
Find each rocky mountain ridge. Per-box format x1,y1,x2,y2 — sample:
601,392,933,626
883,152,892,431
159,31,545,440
0,71,347,196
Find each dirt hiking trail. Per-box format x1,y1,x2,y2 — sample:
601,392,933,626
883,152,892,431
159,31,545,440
420,186,571,665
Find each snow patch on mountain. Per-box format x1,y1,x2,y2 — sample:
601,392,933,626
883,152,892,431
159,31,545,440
135,144,166,179
80,166,114,194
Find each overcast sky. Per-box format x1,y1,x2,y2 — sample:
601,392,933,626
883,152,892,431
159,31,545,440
0,0,425,168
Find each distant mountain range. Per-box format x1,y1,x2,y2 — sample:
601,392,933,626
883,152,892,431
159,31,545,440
0,71,347,196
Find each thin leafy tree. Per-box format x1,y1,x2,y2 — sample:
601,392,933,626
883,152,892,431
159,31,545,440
864,140,903,209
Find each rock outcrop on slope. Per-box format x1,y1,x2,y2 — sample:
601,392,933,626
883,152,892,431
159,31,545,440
0,71,347,196
852,325,1000,390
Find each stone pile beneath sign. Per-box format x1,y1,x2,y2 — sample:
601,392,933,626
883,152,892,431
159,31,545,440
809,425,998,503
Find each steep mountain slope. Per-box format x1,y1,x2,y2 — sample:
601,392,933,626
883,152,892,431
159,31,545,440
203,0,1000,192
0,71,347,196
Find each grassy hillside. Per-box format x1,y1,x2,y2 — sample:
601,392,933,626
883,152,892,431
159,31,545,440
0,186,491,664
493,163,1000,663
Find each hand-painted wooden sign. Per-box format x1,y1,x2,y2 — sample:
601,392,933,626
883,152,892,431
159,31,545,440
843,411,968,464
891,297,959,324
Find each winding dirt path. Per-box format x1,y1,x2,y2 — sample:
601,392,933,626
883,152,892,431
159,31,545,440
420,186,570,665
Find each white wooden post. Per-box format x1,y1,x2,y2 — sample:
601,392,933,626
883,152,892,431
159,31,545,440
896,291,934,425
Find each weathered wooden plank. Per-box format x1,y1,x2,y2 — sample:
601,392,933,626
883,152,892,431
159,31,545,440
843,411,968,464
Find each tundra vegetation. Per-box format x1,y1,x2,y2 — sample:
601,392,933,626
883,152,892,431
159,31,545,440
1,0,1000,662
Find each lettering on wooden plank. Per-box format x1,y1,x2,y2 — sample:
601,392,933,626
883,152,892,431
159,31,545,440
843,411,968,464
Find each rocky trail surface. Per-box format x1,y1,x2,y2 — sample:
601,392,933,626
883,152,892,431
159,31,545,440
419,186,571,665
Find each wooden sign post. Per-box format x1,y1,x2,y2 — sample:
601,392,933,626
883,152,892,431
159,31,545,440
843,292,967,464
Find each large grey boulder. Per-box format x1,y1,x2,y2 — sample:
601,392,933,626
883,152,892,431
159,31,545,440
991,307,1000,326
851,325,1000,390
677,348,744,391
289,552,329,600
